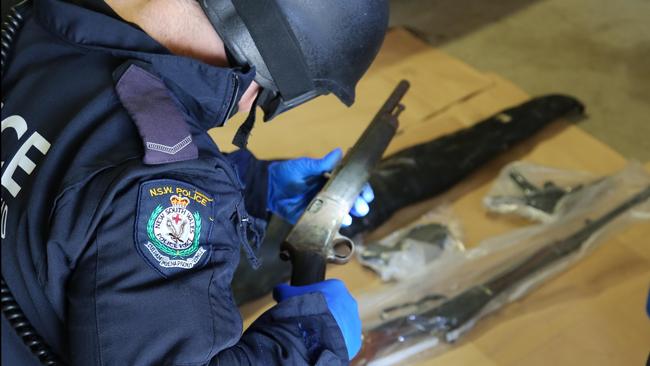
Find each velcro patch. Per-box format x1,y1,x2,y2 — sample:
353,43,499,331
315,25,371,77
135,179,215,277
115,63,198,165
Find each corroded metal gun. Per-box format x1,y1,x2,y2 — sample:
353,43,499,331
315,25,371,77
353,185,650,365
281,80,409,285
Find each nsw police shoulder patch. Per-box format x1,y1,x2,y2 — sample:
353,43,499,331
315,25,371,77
136,179,214,277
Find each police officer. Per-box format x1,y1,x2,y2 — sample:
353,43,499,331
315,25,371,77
1,0,388,365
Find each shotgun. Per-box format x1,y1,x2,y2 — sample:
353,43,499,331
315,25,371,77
281,80,410,286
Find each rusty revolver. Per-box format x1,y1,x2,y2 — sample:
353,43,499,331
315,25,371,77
281,80,410,286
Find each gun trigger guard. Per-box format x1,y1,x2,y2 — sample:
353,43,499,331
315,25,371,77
327,232,355,264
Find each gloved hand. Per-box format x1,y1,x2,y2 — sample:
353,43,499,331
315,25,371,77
267,148,374,225
273,279,362,359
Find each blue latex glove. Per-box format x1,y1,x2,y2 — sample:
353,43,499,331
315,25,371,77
267,148,375,225
273,279,362,359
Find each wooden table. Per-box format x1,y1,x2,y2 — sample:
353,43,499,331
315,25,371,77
211,29,650,366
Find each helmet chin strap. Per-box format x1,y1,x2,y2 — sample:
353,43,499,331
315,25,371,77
232,92,261,148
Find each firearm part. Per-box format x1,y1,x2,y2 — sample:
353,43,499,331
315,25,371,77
353,185,650,365
283,80,410,285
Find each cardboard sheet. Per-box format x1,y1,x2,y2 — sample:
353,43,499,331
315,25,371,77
219,29,650,366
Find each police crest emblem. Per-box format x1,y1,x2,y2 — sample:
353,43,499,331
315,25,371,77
137,180,214,275
146,194,205,268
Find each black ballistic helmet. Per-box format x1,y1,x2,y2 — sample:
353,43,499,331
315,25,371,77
200,0,390,121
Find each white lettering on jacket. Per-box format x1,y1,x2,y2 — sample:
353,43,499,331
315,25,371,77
1,105,51,198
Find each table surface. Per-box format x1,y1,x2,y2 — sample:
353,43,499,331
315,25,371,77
212,29,650,366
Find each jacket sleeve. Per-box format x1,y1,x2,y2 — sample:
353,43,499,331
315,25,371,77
212,293,349,365
224,149,272,220
58,159,348,365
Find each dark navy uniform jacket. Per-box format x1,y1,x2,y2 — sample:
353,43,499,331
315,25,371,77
1,0,347,364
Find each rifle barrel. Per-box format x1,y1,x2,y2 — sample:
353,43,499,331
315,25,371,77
358,185,650,363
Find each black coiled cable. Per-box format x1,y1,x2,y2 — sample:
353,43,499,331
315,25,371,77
1,0,30,77
1,278,63,365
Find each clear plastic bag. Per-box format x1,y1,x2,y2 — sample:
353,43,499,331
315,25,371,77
483,161,598,222
352,163,650,366
356,206,465,281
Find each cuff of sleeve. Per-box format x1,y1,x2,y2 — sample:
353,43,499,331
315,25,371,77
273,292,350,361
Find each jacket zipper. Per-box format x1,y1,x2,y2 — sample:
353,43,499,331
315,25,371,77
222,74,240,124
